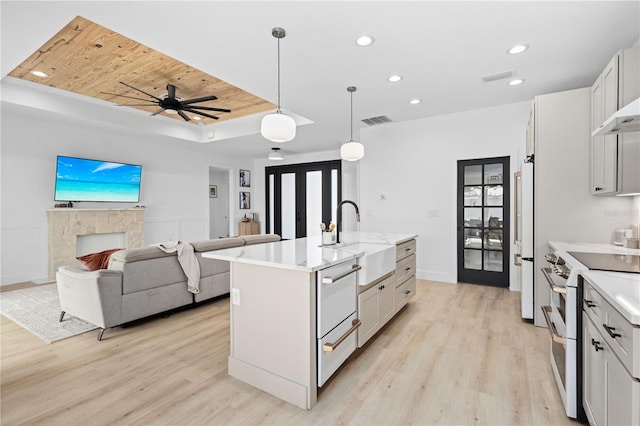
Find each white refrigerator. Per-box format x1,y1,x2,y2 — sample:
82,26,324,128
515,161,534,319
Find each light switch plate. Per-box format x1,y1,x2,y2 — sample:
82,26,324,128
232,288,240,306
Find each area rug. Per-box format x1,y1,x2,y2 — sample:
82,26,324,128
0,284,97,343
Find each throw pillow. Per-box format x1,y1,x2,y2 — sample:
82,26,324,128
76,248,124,271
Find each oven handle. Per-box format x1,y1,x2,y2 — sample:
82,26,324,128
322,265,361,285
541,306,567,346
541,267,567,294
323,319,361,352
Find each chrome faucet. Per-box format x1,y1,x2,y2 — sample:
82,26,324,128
336,200,360,244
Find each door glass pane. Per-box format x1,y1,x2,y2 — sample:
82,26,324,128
269,174,275,233
484,185,503,206
484,229,503,250
464,229,482,248
464,208,482,228
484,163,503,184
464,165,482,185
331,169,338,225
484,251,503,272
306,171,322,237
464,186,482,206
484,208,503,228
281,173,296,240
464,249,482,270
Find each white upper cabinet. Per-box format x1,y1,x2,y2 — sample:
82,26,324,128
590,47,640,196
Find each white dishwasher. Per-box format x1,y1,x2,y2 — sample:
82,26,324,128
317,261,360,386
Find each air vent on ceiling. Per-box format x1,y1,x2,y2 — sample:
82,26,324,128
362,115,393,126
481,70,514,83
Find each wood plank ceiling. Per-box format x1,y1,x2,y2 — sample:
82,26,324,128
8,16,275,125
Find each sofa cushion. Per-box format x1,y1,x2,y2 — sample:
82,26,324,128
190,237,245,252
110,246,176,263
76,248,124,271
242,234,281,245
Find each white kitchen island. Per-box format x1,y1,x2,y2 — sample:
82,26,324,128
202,233,416,409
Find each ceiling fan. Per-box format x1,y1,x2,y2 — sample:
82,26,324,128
103,82,231,121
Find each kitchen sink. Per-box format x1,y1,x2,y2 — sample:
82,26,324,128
338,243,395,286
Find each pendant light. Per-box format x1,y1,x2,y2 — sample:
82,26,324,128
268,147,284,160
261,27,296,143
340,86,364,161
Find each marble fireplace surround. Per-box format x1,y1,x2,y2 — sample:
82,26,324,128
47,208,144,280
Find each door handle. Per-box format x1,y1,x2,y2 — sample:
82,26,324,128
323,320,361,352
322,265,361,284
602,324,622,338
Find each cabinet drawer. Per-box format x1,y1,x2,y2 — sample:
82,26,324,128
601,300,640,379
395,253,416,286
395,276,416,312
583,282,606,327
396,239,416,262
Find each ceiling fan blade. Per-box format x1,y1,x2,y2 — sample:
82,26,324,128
117,103,160,107
167,84,176,100
183,107,219,120
182,95,218,105
151,108,165,116
119,81,162,101
186,105,232,113
178,110,191,121
101,91,159,103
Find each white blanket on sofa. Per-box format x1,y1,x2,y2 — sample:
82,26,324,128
153,241,201,294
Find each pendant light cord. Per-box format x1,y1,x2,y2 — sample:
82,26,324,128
350,90,353,142
277,37,281,113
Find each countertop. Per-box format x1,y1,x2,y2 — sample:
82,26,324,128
549,241,640,325
202,232,418,273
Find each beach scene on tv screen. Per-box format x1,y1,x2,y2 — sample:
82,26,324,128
55,156,141,202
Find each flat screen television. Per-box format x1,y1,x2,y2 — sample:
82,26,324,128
54,155,142,202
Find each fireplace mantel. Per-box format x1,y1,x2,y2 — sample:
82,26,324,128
47,208,144,279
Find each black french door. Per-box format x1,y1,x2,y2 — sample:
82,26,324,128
457,156,510,287
265,160,341,239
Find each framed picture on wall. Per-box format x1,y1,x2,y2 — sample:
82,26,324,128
240,169,251,187
240,192,251,209
209,185,217,198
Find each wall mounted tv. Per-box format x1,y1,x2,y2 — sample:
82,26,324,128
54,155,142,203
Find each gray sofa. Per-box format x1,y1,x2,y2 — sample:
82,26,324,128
56,234,281,340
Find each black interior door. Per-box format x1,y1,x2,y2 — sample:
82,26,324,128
457,156,510,287
265,160,341,239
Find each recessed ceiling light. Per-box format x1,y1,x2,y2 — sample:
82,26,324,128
508,44,529,55
509,79,525,86
356,35,375,47
31,70,48,77
409,98,421,105
388,75,403,82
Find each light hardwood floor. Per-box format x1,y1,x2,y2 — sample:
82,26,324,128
1,280,582,425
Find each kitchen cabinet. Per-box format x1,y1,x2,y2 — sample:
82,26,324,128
525,101,535,159
238,221,260,236
582,278,640,426
357,274,394,347
357,237,417,347
590,47,640,196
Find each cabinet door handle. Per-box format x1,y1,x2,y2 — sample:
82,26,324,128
602,324,622,338
405,247,412,251
323,319,361,352
405,267,411,271
594,187,603,191
404,290,411,295
322,265,361,284
591,338,604,352
584,299,596,308
379,285,385,290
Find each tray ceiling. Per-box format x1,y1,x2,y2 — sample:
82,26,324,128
7,15,275,125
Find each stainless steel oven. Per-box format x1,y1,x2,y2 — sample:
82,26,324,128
540,253,583,420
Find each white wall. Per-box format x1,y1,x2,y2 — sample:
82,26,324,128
0,104,252,285
359,101,532,287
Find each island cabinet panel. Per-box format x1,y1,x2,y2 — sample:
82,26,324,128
228,262,317,410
